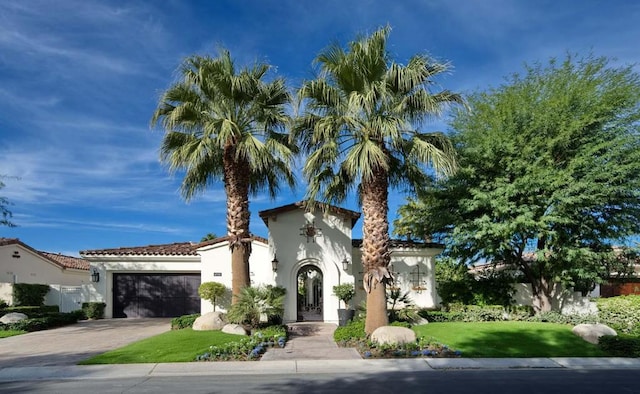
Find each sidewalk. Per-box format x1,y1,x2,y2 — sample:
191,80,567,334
0,358,639,382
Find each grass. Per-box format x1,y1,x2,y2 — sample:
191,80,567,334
0,330,26,338
79,328,244,364
413,321,608,358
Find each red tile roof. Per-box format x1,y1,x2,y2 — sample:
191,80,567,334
81,235,268,256
352,239,444,249
0,238,89,271
40,252,90,270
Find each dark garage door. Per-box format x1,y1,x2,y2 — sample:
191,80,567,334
113,273,201,318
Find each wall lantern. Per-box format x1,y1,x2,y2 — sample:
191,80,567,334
12,251,21,259
90,269,100,283
342,258,350,271
271,256,279,272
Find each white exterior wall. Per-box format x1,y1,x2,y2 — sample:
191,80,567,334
351,247,440,311
513,283,598,315
198,240,272,314
85,256,201,318
265,208,355,324
0,244,89,289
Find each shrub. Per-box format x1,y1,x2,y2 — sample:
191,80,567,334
527,311,599,326
596,295,640,335
0,312,80,332
0,299,8,309
81,302,106,319
332,283,355,309
195,325,287,361
198,282,227,311
598,335,640,357
227,286,285,328
419,304,534,323
12,284,50,306
333,319,366,342
171,314,201,330
0,305,59,318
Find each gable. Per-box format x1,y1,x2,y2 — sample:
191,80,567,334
258,201,361,228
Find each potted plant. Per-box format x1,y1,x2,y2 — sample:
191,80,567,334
332,283,355,326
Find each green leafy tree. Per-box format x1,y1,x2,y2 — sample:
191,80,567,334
0,176,16,227
200,233,218,242
198,281,227,311
293,26,463,334
395,54,640,312
152,49,295,304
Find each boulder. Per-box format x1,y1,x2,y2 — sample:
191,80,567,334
192,312,226,331
0,312,28,324
222,323,248,336
371,326,416,345
572,323,617,344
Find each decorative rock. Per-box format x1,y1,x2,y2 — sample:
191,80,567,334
371,326,416,345
222,323,248,336
192,312,226,331
572,323,617,344
0,312,28,324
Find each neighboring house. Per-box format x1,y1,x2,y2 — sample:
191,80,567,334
81,201,443,324
0,238,90,305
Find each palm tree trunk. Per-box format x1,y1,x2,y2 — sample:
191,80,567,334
224,146,251,304
361,167,391,335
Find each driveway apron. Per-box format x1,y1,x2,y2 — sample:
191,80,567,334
0,318,171,367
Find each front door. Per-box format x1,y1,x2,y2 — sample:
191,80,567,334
296,266,323,321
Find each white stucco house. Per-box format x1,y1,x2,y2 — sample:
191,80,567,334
0,238,90,306
81,202,443,324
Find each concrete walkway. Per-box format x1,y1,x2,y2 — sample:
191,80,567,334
261,322,361,361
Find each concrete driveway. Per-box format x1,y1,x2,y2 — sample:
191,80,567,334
0,318,171,367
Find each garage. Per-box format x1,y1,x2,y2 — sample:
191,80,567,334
113,273,201,318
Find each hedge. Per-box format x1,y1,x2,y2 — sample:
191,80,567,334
598,335,640,357
171,314,201,330
12,283,50,306
0,305,59,318
596,295,640,335
0,311,82,332
81,302,106,320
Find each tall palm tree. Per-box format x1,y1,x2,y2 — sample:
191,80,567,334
293,26,463,334
152,49,295,303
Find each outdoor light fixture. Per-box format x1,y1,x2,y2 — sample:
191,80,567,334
12,251,20,259
342,258,349,271
90,269,100,283
271,256,279,272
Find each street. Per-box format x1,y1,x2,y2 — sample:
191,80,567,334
1,369,638,394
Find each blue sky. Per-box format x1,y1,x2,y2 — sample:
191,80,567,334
1,0,639,256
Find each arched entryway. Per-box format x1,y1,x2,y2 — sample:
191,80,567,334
296,265,323,321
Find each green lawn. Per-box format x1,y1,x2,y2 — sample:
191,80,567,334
0,330,26,338
413,321,608,357
79,328,243,364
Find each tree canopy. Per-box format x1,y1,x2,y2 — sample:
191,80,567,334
395,54,640,312
0,177,15,227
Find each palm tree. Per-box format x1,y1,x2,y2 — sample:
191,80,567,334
293,26,463,334
151,49,295,303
